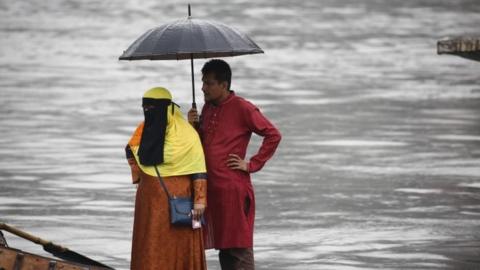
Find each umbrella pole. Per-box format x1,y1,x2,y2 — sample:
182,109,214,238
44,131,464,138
188,5,197,109
190,54,196,109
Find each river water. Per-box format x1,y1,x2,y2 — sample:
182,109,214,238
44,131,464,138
1,0,480,269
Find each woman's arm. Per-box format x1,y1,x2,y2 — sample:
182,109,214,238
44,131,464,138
191,173,207,220
126,145,140,184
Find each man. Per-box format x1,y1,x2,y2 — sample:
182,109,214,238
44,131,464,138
188,59,281,270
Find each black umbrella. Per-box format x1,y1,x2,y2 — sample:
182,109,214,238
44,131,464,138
119,4,264,108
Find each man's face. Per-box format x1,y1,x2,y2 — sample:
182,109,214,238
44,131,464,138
202,72,228,104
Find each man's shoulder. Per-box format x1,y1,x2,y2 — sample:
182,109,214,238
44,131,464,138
230,94,258,111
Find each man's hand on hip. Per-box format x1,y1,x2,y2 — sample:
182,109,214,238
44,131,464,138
227,154,248,172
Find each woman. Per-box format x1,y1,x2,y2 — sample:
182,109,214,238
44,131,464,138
126,87,207,270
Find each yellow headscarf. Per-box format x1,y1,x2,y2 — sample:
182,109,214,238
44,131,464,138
128,87,206,177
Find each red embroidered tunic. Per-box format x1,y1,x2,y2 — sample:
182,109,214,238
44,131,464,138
199,92,281,249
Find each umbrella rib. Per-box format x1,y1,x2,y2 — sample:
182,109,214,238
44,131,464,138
120,28,156,60
152,19,186,60
204,20,235,55
184,18,197,58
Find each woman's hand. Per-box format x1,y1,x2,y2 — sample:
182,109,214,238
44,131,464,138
192,203,205,220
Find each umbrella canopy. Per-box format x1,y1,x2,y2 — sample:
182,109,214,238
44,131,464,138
119,5,264,107
118,18,264,60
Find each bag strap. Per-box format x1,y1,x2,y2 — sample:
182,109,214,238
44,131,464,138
154,165,173,200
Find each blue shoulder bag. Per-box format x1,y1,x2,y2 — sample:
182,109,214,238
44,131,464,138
154,166,193,226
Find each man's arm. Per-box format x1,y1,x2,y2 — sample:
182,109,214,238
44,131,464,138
227,106,281,173
246,108,282,173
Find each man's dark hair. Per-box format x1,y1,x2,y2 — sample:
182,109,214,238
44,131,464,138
202,59,232,90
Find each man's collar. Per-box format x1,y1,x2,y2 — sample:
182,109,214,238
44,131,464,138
211,90,235,106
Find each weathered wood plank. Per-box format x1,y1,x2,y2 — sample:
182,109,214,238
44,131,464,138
437,37,480,62
0,246,110,270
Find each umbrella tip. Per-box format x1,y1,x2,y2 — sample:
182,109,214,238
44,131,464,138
188,4,191,17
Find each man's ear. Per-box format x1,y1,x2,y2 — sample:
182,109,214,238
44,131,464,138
221,81,229,91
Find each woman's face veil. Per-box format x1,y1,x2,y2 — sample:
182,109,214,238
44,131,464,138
138,87,173,166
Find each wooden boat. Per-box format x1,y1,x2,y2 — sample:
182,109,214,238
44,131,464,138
437,37,480,62
0,245,110,270
0,225,113,270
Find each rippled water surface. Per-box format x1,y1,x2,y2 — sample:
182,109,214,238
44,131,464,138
1,0,480,269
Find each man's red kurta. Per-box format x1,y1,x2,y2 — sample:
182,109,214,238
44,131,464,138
199,92,281,249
